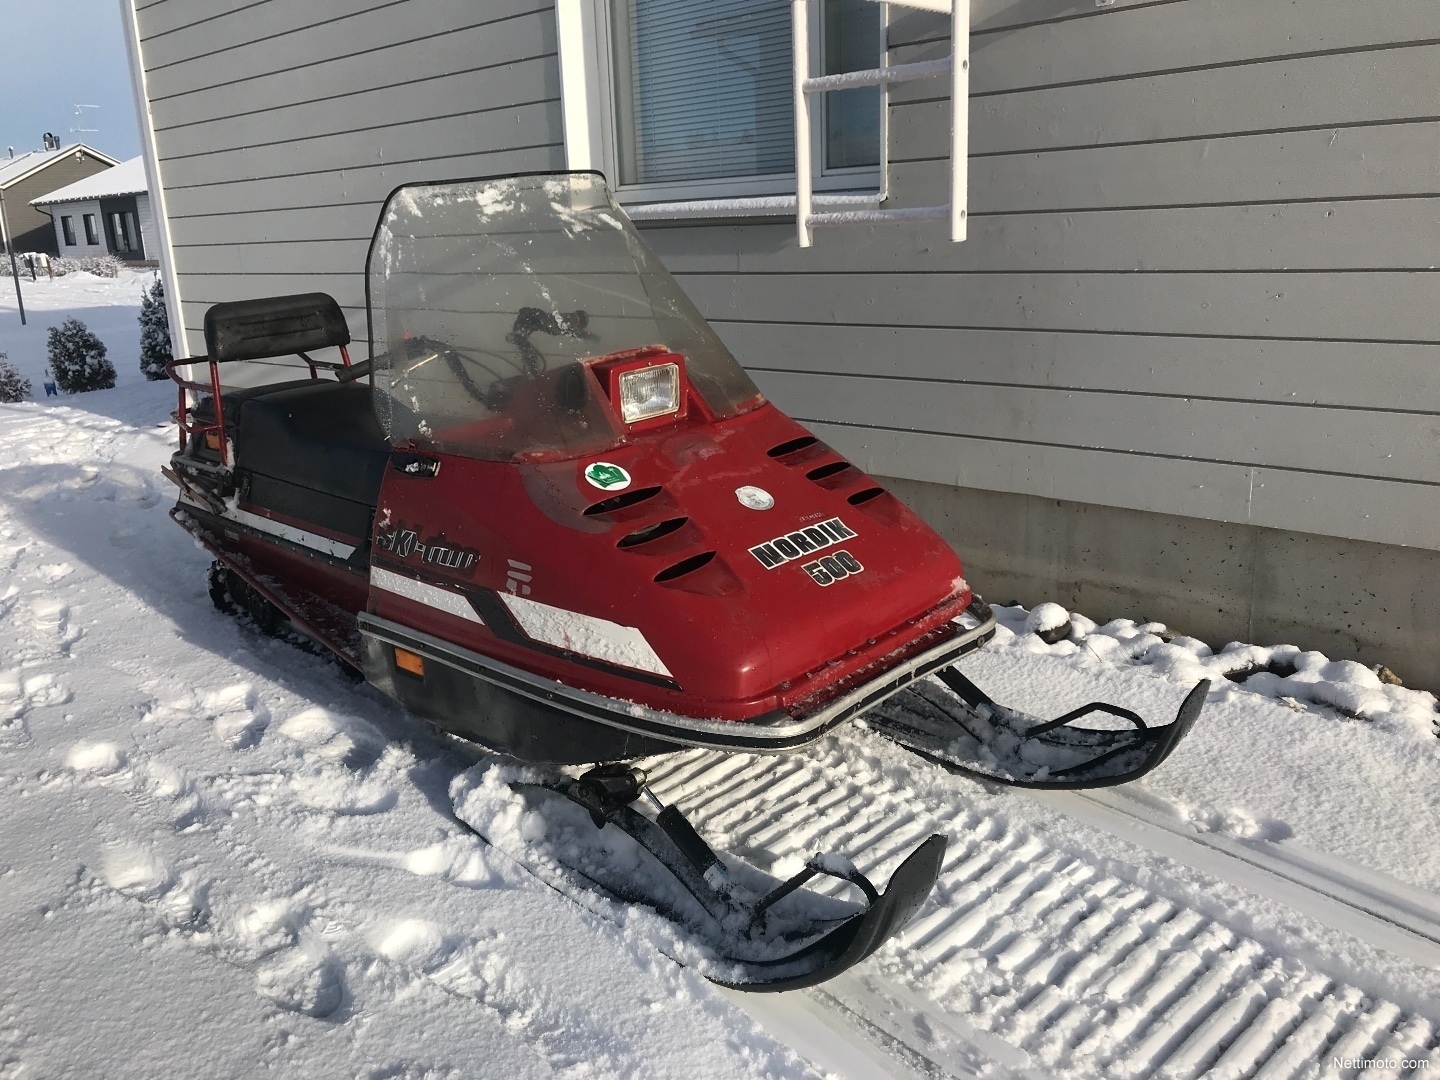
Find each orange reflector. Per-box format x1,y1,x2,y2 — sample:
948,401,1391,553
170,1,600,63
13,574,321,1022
204,432,221,450
394,648,425,676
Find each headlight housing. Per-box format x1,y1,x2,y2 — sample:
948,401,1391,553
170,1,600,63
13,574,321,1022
617,362,680,424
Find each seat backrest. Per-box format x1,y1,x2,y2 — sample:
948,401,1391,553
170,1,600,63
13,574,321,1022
203,292,350,364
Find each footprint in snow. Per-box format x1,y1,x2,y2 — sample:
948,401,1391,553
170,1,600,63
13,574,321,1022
0,670,71,744
278,707,408,814
374,918,464,976
278,706,390,770
29,597,83,652
291,768,399,815
236,896,347,1019
372,919,506,1005
66,740,128,776
64,741,203,827
254,948,346,1019
37,562,73,583
100,843,209,931
200,683,269,749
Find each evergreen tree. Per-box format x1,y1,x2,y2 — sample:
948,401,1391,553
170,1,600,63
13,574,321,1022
0,354,31,403
139,276,173,381
46,318,116,394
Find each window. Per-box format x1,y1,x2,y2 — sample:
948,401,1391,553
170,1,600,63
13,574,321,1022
609,0,794,187
568,0,882,201
61,216,76,246
82,214,98,246
822,0,881,170
111,212,137,253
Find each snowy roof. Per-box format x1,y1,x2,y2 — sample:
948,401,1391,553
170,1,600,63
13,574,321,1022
0,143,120,190
29,155,148,206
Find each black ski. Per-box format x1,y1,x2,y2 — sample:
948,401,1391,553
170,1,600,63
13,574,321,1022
866,668,1210,789
452,761,945,992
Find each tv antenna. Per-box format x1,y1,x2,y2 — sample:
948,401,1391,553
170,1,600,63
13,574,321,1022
70,104,99,135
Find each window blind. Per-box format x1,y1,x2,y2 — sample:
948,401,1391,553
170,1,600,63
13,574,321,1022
610,0,795,186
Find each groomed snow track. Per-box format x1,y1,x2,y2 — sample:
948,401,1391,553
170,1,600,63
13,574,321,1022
640,743,1440,1079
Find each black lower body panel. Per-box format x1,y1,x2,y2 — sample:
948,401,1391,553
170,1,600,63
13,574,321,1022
361,630,683,762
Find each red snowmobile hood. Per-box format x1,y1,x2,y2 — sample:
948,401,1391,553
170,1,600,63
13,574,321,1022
369,402,971,722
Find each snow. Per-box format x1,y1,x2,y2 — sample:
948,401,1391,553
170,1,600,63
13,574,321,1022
29,156,150,206
1,273,1437,1077
966,605,1440,892
500,591,673,677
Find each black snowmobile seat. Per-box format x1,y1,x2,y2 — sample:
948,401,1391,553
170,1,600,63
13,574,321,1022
236,381,391,512
204,292,350,364
189,379,317,436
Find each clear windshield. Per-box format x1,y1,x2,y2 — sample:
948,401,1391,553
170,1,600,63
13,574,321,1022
366,173,764,460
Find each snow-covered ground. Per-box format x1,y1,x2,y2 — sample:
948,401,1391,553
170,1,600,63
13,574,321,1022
0,278,1437,1077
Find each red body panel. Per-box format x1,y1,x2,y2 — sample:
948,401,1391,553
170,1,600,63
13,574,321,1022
369,403,970,721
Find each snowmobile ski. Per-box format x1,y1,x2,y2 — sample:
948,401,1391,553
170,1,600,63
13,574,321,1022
451,760,946,992
866,668,1211,789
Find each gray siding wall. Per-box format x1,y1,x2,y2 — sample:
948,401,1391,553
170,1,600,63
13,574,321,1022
135,193,159,262
132,0,1440,554
640,0,1440,552
132,0,566,354
47,201,107,254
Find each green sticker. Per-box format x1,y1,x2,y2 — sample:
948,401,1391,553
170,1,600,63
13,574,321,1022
584,461,631,491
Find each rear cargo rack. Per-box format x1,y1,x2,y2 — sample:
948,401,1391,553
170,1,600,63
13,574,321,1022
165,292,353,465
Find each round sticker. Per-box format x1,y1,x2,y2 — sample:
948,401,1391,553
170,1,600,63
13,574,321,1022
735,485,774,510
584,461,631,491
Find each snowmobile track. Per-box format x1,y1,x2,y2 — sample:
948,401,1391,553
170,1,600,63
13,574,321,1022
640,745,1440,1078
1030,786,1440,964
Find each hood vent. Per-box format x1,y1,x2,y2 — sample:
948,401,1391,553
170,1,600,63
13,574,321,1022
768,435,818,458
584,485,662,517
847,486,885,505
806,460,853,482
617,517,690,549
654,550,716,582
806,459,861,491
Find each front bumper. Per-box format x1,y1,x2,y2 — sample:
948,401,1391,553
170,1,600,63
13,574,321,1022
359,597,996,756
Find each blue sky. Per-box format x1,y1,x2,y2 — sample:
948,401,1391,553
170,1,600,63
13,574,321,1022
1,0,142,162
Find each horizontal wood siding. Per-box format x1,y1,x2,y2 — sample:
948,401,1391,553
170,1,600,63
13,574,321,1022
133,0,565,353
641,0,1440,550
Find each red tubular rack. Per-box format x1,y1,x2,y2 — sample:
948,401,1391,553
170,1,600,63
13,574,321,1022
165,345,351,466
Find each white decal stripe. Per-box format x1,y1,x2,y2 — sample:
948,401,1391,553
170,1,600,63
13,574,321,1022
499,593,672,677
177,494,358,559
227,506,358,559
370,567,484,625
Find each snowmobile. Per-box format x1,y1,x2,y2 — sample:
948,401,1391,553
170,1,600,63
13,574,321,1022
163,172,1207,990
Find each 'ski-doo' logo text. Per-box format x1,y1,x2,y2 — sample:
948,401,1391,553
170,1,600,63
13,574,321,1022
748,517,857,569
377,521,479,573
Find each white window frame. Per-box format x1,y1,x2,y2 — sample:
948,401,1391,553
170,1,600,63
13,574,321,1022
557,0,886,218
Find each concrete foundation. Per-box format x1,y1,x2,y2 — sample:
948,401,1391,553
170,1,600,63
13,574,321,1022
883,476,1440,691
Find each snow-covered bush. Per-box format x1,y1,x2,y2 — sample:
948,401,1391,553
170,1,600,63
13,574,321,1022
47,318,116,393
138,276,172,381
0,353,31,402
1,252,48,279
52,254,120,278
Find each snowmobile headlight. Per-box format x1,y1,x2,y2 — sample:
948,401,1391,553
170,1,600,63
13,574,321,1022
617,363,680,424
